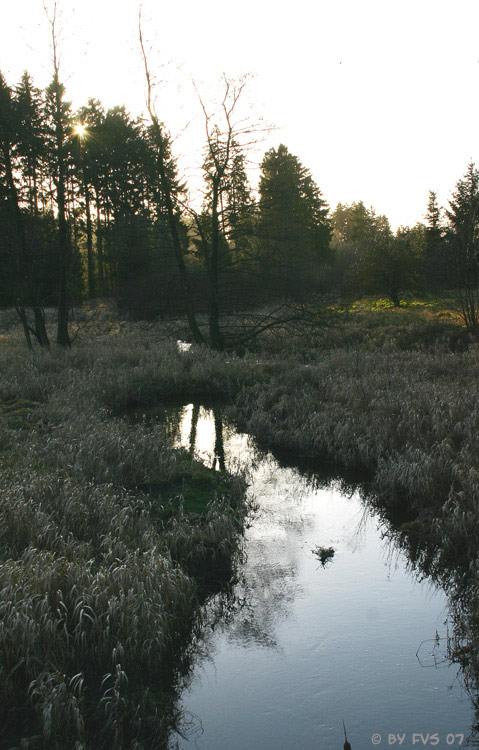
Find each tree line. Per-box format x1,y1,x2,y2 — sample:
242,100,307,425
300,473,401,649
2,58,479,348
331,164,479,334
0,63,335,349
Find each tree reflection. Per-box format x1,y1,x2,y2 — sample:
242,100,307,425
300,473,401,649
160,404,479,748
213,408,226,472
369,491,479,745
188,403,200,455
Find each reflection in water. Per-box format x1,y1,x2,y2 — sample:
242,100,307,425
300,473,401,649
213,410,226,472
376,497,479,740
188,403,200,455
166,404,479,749
179,404,237,474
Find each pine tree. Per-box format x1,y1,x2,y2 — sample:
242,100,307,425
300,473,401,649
446,163,479,248
426,190,441,231
258,144,331,297
0,72,51,347
331,201,390,295
0,74,23,313
14,72,45,215
424,190,447,289
222,144,255,263
44,62,73,346
446,162,479,334
76,99,108,294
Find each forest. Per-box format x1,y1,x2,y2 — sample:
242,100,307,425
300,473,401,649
2,58,479,350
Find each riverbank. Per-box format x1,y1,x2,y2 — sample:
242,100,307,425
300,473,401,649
166,402,478,749
232,344,479,572
1,298,479,746
229,338,479,702
0,336,250,748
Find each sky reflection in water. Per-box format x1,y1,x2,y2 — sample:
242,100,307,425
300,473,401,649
170,405,476,750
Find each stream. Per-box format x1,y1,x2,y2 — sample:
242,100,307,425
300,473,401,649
164,404,478,749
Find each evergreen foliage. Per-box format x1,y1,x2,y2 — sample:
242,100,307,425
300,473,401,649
424,190,448,289
446,163,479,334
258,144,331,296
2,66,479,343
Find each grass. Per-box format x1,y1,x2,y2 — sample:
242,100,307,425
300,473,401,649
253,293,468,355
1,294,479,744
0,333,251,748
229,299,479,701
233,345,479,525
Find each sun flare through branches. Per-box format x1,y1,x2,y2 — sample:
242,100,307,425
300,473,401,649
73,122,88,139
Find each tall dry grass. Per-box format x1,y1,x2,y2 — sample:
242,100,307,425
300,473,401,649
0,333,251,748
232,343,479,696
3,310,479,744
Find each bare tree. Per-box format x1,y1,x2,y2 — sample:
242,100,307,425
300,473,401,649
137,24,332,350
44,1,72,348
192,78,248,350
139,15,204,345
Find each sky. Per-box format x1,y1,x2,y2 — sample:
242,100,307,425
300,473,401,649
3,0,479,229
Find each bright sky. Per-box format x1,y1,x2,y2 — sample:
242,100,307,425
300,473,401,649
3,0,479,229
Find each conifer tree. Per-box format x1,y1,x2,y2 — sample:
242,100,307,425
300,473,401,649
446,163,479,333
0,72,50,347
258,144,331,297
15,72,45,216
424,190,447,289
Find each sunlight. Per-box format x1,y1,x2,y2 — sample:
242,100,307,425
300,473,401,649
73,122,88,139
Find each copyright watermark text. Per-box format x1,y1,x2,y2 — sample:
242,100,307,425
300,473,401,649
371,734,464,745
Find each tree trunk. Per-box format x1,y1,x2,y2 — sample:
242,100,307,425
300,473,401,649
84,175,95,298
52,77,71,349
94,191,105,296
33,307,50,348
139,31,204,346
158,149,204,345
389,287,401,307
209,181,224,350
16,307,33,351
56,212,71,347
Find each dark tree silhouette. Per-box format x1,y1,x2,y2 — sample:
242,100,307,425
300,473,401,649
424,190,448,290
44,1,73,347
0,72,50,348
446,163,479,335
139,18,204,344
258,144,331,298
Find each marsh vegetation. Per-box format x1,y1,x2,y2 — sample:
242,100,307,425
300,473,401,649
167,402,479,749
1,300,479,746
0,331,250,747
4,3,479,746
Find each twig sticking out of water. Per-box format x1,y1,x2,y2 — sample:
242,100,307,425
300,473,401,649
343,719,352,750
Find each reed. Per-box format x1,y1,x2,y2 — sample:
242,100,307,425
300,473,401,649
2,307,479,745
0,333,250,747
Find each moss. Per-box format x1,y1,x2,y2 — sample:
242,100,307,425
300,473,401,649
143,461,232,518
168,472,228,516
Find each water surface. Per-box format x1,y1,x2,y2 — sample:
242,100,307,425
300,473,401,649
169,405,477,749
